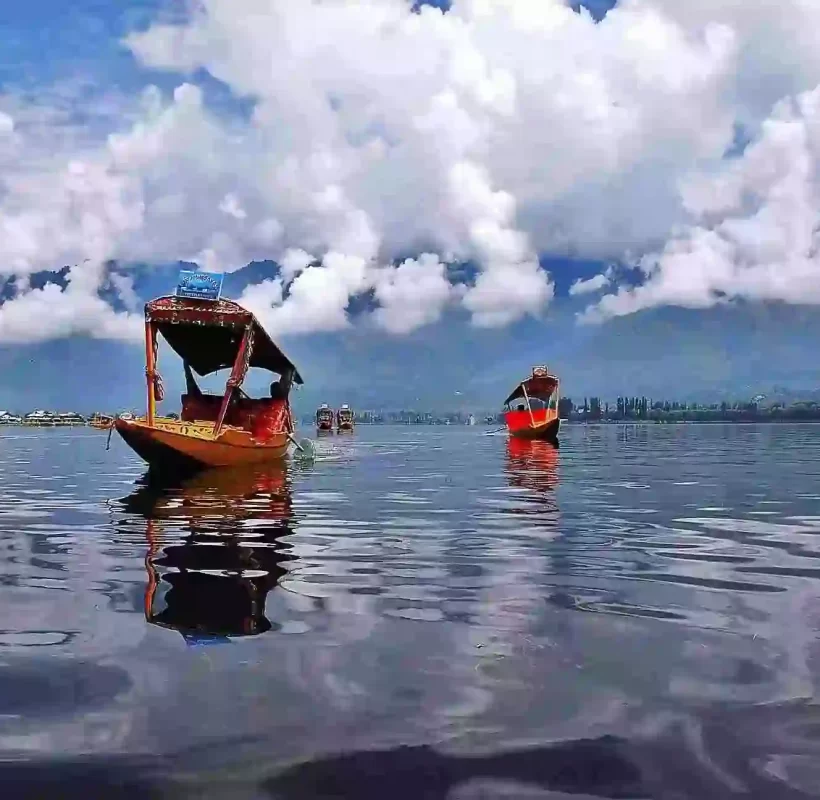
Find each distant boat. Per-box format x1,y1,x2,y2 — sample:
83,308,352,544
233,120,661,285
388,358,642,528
316,404,334,433
89,412,114,430
336,404,354,432
502,366,560,443
114,273,302,472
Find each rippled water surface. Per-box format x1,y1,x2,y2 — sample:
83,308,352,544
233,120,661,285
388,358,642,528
2,424,820,798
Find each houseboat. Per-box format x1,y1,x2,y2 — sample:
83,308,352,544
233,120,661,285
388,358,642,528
24,410,55,426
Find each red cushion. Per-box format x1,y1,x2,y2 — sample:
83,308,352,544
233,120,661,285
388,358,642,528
251,400,289,440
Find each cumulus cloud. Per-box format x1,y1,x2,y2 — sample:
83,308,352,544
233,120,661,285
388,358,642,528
584,86,820,321
373,253,457,334
0,0,820,342
0,282,141,344
569,267,614,296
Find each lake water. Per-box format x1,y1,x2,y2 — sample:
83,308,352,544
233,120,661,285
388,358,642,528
1,424,820,799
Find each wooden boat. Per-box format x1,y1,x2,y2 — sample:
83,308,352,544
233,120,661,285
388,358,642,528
336,404,354,432
89,412,114,430
503,366,560,442
114,281,303,473
316,404,334,433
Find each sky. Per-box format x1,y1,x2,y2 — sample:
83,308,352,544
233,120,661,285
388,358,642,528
1,0,820,412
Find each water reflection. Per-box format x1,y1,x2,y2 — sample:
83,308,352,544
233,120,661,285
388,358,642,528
121,466,295,641
4,425,820,798
505,437,559,494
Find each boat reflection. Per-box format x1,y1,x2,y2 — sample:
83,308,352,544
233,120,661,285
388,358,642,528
120,465,295,641
505,437,559,495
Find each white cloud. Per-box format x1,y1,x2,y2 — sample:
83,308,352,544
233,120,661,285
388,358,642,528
243,251,373,337
219,193,247,220
0,0,819,342
280,248,316,282
0,112,14,136
108,272,141,312
585,86,820,322
372,253,456,334
569,268,613,296
237,277,284,323
0,282,141,344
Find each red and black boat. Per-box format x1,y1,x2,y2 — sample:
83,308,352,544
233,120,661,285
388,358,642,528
336,405,354,432
503,366,560,443
316,404,334,433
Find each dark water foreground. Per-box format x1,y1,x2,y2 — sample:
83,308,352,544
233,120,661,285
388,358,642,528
1,424,820,799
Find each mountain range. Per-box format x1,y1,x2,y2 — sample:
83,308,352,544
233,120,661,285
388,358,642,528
3,259,820,414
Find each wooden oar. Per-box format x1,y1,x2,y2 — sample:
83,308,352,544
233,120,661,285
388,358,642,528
483,427,507,435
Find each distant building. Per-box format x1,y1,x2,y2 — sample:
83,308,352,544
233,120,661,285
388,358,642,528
24,410,55,426
55,412,86,425
557,398,574,419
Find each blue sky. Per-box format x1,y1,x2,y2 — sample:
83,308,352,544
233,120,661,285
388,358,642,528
1,0,819,412
0,1,165,86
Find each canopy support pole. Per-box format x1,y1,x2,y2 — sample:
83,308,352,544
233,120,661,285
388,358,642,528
145,321,156,428
521,383,536,428
213,325,253,437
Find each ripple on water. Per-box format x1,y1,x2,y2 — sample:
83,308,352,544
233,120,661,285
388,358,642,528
0,425,818,792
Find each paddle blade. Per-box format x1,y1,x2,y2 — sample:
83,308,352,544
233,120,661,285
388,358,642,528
294,438,316,460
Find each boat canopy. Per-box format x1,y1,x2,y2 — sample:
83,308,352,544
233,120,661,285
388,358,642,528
503,372,558,406
145,296,303,383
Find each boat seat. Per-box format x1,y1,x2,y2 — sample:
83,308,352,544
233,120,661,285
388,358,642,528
250,399,290,440
180,394,289,436
180,393,244,427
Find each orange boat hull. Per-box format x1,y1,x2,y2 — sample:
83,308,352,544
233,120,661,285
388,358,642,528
115,417,289,471
504,409,560,442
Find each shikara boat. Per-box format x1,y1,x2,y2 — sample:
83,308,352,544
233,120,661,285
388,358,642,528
89,412,114,430
336,404,354,432
316,404,334,433
503,366,560,442
114,279,303,473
